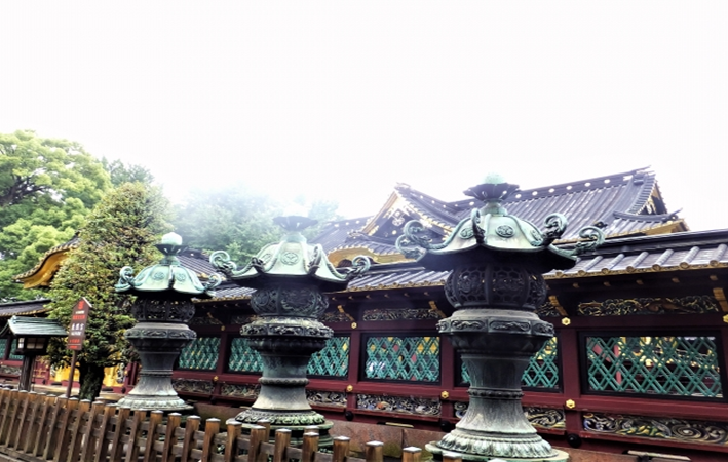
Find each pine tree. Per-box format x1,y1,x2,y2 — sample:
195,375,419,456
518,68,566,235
45,182,170,399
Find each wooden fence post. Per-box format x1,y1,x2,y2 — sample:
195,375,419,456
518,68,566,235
80,401,105,462
272,428,292,462
24,392,45,453
124,410,148,462
365,441,383,462
248,424,267,462
92,404,116,462
402,447,421,462
14,390,34,450
143,410,164,462
224,421,242,462
201,418,221,462
333,435,350,462
161,413,182,462
53,397,79,462
33,394,56,456
42,395,65,460
302,431,319,462
107,406,130,462
0,388,12,444
180,415,200,462
5,390,25,447
67,399,92,462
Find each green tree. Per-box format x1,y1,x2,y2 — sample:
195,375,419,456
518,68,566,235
173,187,340,263
0,130,159,300
45,183,170,400
101,157,155,187
0,130,112,299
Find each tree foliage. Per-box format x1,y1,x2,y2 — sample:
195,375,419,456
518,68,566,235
101,157,155,187
0,130,157,300
0,130,112,299
45,183,170,400
173,187,341,263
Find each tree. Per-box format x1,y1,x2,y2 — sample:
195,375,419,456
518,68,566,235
101,157,155,187
173,186,341,263
0,130,159,300
0,130,112,299
45,183,170,400
0,130,110,226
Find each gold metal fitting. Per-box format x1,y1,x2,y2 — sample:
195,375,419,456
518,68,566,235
346,385,354,393
441,391,450,399
351,322,358,330
565,399,576,409
213,376,219,382
221,325,226,331
723,314,728,324
562,317,571,326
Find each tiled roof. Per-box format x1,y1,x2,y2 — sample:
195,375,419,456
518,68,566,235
195,229,728,302
0,299,51,318
314,168,687,260
196,283,254,302
550,229,728,278
323,229,728,292
178,249,220,278
1,316,67,337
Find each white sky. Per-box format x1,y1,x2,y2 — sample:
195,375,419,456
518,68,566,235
1,2,726,231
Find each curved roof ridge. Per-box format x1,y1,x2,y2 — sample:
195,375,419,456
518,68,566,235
613,209,682,223
13,235,80,281
391,186,459,230
624,170,657,215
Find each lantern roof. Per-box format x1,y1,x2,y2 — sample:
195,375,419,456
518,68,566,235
396,176,605,273
116,232,221,299
210,215,369,293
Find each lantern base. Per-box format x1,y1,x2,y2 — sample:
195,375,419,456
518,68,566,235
115,394,193,412
427,443,569,462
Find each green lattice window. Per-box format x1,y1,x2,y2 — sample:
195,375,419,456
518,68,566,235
228,338,263,373
8,339,22,360
585,336,723,399
308,336,350,377
461,337,560,389
365,336,440,382
0,339,7,360
178,337,220,371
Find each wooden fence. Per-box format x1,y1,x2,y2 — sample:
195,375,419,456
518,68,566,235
0,388,456,462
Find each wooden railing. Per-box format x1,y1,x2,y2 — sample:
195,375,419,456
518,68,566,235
0,388,450,462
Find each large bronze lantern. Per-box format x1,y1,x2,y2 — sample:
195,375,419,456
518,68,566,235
396,175,603,462
115,232,221,411
210,215,369,444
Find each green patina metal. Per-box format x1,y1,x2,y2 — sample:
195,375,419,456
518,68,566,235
8,339,22,360
586,336,723,398
461,336,560,389
366,336,440,382
228,338,264,373
210,214,369,442
308,336,350,377
179,337,221,371
115,232,221,411
396,175,602,461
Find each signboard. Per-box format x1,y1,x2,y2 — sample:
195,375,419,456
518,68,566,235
68,298,91,351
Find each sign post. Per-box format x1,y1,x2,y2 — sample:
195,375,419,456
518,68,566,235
66,298,91,397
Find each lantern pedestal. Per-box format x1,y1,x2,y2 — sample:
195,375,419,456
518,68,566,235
430,308,557,460
227,316,335,447
116,321,195,412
